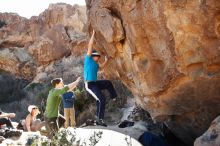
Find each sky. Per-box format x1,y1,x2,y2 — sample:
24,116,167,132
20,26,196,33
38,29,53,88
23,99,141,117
0,0,86,18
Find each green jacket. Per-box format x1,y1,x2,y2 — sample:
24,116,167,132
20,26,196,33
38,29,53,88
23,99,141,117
45,86,69,118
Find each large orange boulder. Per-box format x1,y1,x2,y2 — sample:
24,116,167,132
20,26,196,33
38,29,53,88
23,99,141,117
86,0,220,144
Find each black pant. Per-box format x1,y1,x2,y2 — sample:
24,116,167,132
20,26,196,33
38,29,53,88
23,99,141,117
45,114,65,139
0,118,13,128
85,80,117,119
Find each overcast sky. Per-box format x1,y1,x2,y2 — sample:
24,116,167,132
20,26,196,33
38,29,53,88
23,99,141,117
0,0,86,18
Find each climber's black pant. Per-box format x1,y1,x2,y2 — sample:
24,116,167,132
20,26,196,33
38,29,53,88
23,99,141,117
0,118,13,128
85,80,117,120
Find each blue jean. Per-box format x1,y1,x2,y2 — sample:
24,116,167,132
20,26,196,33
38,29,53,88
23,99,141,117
85,80,117,119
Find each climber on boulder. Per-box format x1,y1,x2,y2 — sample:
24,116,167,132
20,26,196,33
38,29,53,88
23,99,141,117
84,30,118,127
44,77,81,138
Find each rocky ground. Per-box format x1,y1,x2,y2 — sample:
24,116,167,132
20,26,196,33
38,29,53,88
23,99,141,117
194,116,220,146
0,1,220,146
0,97,189,146
0,98,147,145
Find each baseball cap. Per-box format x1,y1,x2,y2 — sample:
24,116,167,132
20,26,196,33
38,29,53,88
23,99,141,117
28,105,38,113
91,50,101,57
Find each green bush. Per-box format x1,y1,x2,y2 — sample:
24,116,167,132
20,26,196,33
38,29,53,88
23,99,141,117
25,83,42,90
35,85,52,100
27,129,103,146
34,84,52,115
74,88,93,112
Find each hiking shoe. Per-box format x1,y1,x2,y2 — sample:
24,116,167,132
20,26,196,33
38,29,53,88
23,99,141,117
86,119,97,126
118,120,134,128
97,119,107,127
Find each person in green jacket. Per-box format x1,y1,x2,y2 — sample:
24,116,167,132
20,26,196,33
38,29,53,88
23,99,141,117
44,77,81,138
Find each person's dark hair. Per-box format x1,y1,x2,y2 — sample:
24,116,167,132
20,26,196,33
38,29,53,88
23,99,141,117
92,50,97,53
51,78,63,88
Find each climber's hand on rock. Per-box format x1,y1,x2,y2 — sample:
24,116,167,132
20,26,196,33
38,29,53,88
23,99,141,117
92,30,95,36
104,56,108,62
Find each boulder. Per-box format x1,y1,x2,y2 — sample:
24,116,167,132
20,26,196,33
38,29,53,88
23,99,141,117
0,47,35,79
86,0,220,144
0,136,5,144
0,129,22,139
28,25,71,64
0,13,26,24
0,3,87,79
194,116,220,146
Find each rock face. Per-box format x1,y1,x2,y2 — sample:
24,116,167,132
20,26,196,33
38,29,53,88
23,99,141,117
0,13,26,24
0,47,35,79
0,3,87,79
86,0,220,145
194,116,220,146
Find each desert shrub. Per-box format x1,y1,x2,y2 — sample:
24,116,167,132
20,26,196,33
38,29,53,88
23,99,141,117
0,73,29,103
35,84,52,102
27,129,103,146
0,20,6,28
26,134,50,146
26,82,42,90
74,88,93,112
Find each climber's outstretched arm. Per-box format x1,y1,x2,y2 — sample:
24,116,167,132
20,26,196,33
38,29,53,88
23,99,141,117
87,30,95,56
67,77,81,91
